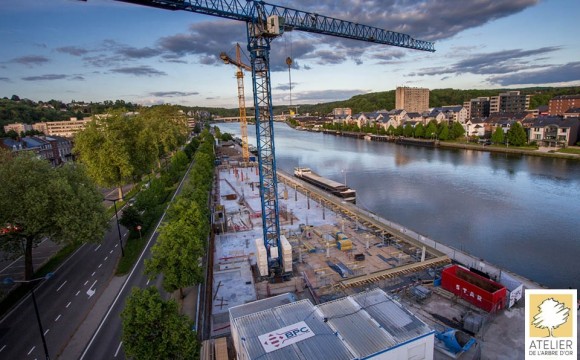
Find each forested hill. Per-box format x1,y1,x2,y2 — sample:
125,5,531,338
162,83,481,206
290,86,580,115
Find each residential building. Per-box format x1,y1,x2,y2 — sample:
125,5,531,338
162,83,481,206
489,91,530,114
395,86,430,113
430,105,467,124
0,135,73,165
564,107,580,118
230,288,435,360
548,95,580,116
352,112,384,128
464,97,490,119
332,107,352,117
527,117,580,147
485,112,531,135
386,109,408,127
38,117,92,137
464,119,486,138
3,123,33,134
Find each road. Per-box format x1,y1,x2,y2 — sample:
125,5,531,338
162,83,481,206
80,159,198,360
0,221,129,359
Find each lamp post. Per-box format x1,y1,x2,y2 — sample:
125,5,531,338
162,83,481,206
3,273,54,360
107,197,125,257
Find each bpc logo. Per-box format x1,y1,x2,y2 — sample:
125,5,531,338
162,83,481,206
259,321,315,353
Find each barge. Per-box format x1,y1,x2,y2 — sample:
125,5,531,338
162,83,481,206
294,167,356,203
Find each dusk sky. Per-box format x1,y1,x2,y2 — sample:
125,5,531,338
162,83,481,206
1,0,579,108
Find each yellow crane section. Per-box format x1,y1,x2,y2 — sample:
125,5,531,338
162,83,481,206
220,44,251,162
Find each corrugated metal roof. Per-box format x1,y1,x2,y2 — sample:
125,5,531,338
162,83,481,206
231,289,433,359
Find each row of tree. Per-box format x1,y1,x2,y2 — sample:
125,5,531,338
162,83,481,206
121,130,215,359
74,105,190,200
323,120,467,141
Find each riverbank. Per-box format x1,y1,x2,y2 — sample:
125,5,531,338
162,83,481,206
314,127,580,161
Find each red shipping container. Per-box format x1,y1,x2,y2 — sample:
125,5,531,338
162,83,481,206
441,265,507,312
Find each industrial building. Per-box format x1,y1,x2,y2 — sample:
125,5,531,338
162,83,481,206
230,288,435,360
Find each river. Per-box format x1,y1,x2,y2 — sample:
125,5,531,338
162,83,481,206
216,122,580,289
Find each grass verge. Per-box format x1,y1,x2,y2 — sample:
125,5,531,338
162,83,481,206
557,147,580,155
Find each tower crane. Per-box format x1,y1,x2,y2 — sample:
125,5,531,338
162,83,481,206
100,0,435,278
220,43,251,162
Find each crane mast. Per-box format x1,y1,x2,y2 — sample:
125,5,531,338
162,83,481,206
99,0,435,277
220,44,250,162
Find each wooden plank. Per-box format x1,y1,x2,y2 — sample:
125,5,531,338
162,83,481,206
215,337,229,360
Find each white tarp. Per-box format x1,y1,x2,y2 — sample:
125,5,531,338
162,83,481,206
258,321,315,353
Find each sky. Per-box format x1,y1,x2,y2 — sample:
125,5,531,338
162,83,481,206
0,0,579,108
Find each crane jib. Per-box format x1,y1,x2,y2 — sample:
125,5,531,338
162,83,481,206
113,0,435,52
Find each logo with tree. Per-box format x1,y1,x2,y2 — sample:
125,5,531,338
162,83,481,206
531,298,570,337
529,293,574,338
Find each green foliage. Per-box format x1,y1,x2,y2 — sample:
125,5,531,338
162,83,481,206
0,151,108,279
120,206,143,233
403,123,414,137
438,124,450,141
450,122,466,140
507,122,528,146
491,127,505,144
425,121,437,139
386,125,396,136
414,123,425,138
121,287,198,360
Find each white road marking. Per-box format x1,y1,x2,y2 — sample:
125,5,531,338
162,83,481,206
66,302,71,308
55,314,61,322
94,244,101,252
146,279,150,286
75,290,80,296
91,272,96,277
28,346,35,355
0,345,6,352
56,281,67,292
44,329,50,336
84,281,88,286
123,231,128,237
115,244,118,248
114,341,123,357
98,263,102,268
86,280,97,298
104,256,108,261
110,249,114,254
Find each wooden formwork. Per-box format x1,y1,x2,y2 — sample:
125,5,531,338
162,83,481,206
338,256,451,289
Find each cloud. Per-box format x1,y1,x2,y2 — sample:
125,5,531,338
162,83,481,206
117,46,162,59
490,62,580,86
0,77,10,82
150,91,200,97
10,55,50,67
57,46,89,56
110,66,166,77
21,74,68,81
275,83,298,91
276,89,368,104
410,47,561,77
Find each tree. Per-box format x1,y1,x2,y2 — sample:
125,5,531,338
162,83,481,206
403,123,414,137
121,287,198,360
425,121,437,139
0,151,108,279
120,206,143,233
507,122,527,146
450,122,465,140
414,123,425,138
438,124,449,141
491,126,505,144
532,298,570,337
74,111,145,200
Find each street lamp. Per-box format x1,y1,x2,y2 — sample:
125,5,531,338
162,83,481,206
106,197,125,257
3,272,54,360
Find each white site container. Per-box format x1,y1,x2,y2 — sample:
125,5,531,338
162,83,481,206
255,238,268,277
281,235,293,273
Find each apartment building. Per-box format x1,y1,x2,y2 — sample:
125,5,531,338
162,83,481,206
395,87,430,113
548,95,580,116
463,97,490,119
490,91,530,114
3,123,33,134
40,117,92,137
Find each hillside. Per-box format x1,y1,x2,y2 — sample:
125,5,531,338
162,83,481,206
288,86,580,115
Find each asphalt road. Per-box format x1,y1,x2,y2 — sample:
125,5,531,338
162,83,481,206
0,220,129,359
80,160,198,360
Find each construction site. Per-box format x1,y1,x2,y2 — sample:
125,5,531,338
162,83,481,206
200,141,533,360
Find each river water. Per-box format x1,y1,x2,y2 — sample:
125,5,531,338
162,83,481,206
217,122,580,289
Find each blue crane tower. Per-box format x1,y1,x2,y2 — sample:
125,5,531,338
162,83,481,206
111,0,435,277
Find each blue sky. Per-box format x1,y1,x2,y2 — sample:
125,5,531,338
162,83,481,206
1,0,579,108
